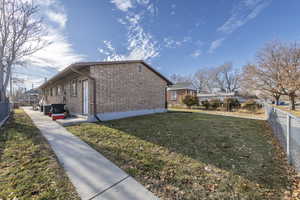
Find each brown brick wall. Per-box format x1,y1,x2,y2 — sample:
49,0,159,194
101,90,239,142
90,63,167,114
167,89,197,106
43,69,89,115
42,63,168,116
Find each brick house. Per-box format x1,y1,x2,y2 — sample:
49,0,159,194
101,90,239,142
39,60,172,121
167,82,197,107
197,92,246,103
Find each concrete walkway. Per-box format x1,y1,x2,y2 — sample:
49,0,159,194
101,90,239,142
23,107,159,200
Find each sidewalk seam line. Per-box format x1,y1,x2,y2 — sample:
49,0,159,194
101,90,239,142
88,175,130,200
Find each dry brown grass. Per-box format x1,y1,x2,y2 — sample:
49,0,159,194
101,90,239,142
168,108,266,120
0,109,79,200
67,112,294,200
274,105,300,118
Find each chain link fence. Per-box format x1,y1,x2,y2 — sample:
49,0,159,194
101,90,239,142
265,104,300,172
0,102,11,127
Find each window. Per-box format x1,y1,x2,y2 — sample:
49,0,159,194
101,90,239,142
62,85,66,95
138,65,142,72
71,79,77,96
57,86,62,96
50,88,53,96
54,87,58,96
170,91,177,100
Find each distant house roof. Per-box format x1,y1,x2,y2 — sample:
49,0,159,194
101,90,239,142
25,88,41,95
167,82,196,91
197,92,236,98
39,60,172,88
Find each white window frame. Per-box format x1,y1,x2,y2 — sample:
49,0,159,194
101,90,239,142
71,80,77,97
57,86,62,96
170,91,177,100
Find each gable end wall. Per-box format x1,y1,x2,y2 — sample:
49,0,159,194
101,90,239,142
90,63,167,114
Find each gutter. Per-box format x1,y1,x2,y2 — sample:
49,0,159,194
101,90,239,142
70,67,102,122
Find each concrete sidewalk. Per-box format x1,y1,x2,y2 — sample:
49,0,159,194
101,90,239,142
23,107,159,200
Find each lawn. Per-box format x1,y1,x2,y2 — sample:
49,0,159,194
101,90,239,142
275,105,300,118
169,107,266,120
0,109,79,200
67,111,297,200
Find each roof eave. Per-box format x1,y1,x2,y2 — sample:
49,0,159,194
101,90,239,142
39,60,173,89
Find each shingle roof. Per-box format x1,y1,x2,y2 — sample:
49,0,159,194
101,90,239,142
25,88,41,94
168,82,196,90
39,60,172,88
197,92,236,97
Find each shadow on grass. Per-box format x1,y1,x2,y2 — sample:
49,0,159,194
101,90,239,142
98,112,290,190
0,111,44,162
0,110,79,199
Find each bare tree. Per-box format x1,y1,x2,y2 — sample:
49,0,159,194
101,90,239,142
195,63,240,93
242,63,282,105
242,41,300,110
169,73,193,84
278,42,300,110
213,62,240,93
0,0,46,102
193,68,210,92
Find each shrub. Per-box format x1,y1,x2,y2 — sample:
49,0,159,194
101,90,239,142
201,100,210,110
223,98,240,112
209,99,222,110
242,99,260,112
182,95,199,108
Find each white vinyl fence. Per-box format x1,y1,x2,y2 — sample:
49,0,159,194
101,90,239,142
265,104,300,172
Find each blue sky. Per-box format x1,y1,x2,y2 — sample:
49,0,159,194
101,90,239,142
15,0,300,88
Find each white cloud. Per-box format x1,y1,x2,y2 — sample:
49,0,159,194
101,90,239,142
191,50,202,57
99,13,159,61
100,1,159,61
24,0,85,70
18,0,85,84
25,27,85,70
46,11,67,29
170,4,176,15
183,36,192,43
126,14,141,25
111,0,133,12
14,0,85,89
146,3,155,15
163,36,192,49
218,0,272,34
34,0,56,6
111,0,156,14
163,38,182,48
208,38,225,54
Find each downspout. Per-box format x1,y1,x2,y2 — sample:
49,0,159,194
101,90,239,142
70,67,102,122
165,87,168,109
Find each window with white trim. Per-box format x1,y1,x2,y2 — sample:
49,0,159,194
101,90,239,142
57,86,62,96
71,79,77,97
170,91,177,100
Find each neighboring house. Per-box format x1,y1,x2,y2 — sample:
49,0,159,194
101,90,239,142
197,92,246,102
39,60,172,121
18,88,41,105
167,82,197,106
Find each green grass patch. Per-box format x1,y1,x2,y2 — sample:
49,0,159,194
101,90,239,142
67,112,293,200
0,109,79,200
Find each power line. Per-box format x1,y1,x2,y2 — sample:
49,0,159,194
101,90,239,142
12,71,51,78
